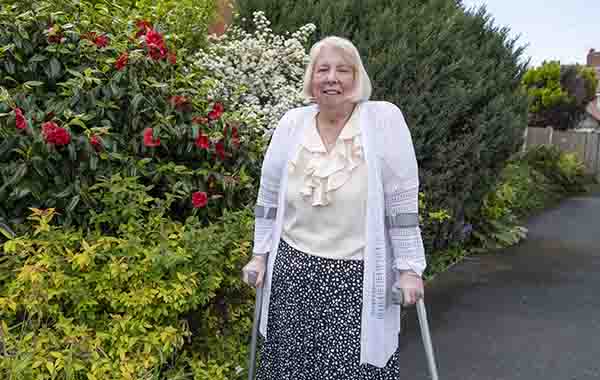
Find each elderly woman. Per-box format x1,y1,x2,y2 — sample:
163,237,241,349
242,36,426,379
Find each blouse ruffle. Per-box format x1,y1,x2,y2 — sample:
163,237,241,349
288,109,364,206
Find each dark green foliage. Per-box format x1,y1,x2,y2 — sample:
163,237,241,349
0,0,265,232
236,0,529,249
522,61,598,129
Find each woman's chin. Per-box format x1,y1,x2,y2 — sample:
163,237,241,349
317,95,350,107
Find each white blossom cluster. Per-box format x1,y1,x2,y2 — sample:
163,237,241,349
195,11,316,134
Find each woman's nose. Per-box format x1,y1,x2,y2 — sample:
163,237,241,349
326,69,338,83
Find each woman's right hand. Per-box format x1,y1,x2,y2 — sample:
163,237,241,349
242,255,267,288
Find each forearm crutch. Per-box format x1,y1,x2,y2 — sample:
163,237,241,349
392,288,440,380
246,269,265,380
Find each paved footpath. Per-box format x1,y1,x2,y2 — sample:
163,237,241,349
398,190,600,380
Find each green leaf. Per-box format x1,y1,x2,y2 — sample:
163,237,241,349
68,118,87,129
90,154,98,171
68,144,77,161
49,57,61,79
0,163,27,194
66,195,80,212
23,81,44,87
0,222,15,239
131,93,145,113
55,185,73,199
29,54,46,62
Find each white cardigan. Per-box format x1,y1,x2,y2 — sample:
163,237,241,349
252,101,427,367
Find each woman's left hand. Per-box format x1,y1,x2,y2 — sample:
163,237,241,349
395,271,424,306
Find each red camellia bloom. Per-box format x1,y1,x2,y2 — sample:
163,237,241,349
215,140,226,160
143,128,161,147
115,52,129,71
231,126,240,149
145,29,168,60
194,133,210,150
208,102,225,120
135,20,152,38
14,108,27,130
191,191,208,208
90,135,102,150
42,121,71,146
94,35,110,48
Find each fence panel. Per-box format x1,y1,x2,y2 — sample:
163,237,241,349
524,127,600,179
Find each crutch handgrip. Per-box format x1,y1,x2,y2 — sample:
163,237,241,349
247,271,258,287
392,287,440,380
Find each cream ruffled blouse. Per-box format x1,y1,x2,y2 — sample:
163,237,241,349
281,106,367,260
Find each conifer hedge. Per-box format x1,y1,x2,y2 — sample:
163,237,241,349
236,0,529,249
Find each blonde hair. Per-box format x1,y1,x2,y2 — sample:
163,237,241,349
302,36,372,103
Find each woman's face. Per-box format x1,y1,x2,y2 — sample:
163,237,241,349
311,46,356,107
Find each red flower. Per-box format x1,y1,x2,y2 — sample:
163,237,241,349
168,51,177,65
223,125,240,148
42,121,71,146
115,52,129,71
192,116,209,125
94,35,110,48
215,140,226,160
47,34,62,44
191,191,208,208
143,128,161,147
208,102,224,120
145,29,168,60
135,20,152,38
168,95,191,112
90,135,102,150
231,126,240,148
195,133,210,149
14,108,27,130
47,25,63,44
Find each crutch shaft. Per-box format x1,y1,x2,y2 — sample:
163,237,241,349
247,272,264,380
416,298,439,380
392,288,440,380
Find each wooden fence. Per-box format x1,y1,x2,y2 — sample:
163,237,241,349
523,127,600,180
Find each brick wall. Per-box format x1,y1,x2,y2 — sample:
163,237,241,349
587,49,600,95
208,0,234,36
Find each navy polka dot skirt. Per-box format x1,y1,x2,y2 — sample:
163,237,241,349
256,239,400,380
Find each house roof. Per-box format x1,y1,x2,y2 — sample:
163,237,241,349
587,97,600,121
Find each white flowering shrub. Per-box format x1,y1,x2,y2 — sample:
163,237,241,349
195,11,315,133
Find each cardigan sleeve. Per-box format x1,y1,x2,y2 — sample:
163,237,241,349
379,103,427,276
252,110,295,255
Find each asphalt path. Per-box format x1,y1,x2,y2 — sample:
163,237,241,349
398,190,600,380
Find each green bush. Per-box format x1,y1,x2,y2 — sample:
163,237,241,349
235,0,529,250
522,61,598,129
0,175,256,380
470,145,587,250
0,0,264,231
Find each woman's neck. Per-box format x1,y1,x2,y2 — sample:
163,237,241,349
317,102,356,130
